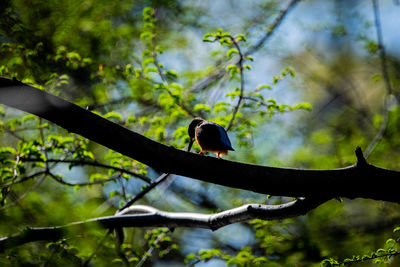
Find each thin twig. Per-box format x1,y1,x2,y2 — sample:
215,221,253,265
5,128,25,141
118,173,170,212
136,232,165,267
364,96,390,158
47,172,120,187
244,0,301,57
117,140,194,212
372,0,393,96
364,0,395,158
39,118,49,172
0,175,46,211
82,230,111,267
20,157,151,184
153,53,197,117
190,0,300,93
119,176,127,201
0,170,47,188
336,251,400,266
226,37,245,132
242,96,269,107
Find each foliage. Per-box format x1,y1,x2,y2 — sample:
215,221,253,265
1,0,400,266
322,226,400,266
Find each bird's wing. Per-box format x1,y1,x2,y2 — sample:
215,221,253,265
209,122,234,150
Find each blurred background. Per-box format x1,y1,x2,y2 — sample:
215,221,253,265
1,0,400,266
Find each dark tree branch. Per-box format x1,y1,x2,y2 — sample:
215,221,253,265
0,197,328,252
118,129,195,212
1,77,400,203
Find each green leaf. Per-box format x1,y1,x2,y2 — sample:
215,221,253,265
235,34,247,42
193,104,211,113
293,102,312,111
112,258,123,264
89,173,108,182
0,106,5,117
332,25,347,36
282,66,296,77
128,257,139,263
154,127,165,141
142,57,154,67
124,64,133,76
226,48,239,58
365,40,379,54
273,75,281,84
140,31,153,41
0,168,14,181
39,122,50,129
169,83,184,92
243,64,251,70
165,70,179,79
220,32,231,38
144,66,158,74
385,238,396,247
376,248,386,256
109,191,120,198
126,115,137,125
104,111,123,121
83,151,95,160
213,102,228,113
219,37,232,46
203,33,215,42
226,64,239,77
0,147,17,155
7,118,22,130
142,7,154,17
371,73,381,82
362,254,370,260
142,50,152,58
66,51,81,61
256,84,271,91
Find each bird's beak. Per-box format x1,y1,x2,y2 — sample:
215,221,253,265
187,138,194,152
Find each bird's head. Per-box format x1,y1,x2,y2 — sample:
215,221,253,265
187,117,204,151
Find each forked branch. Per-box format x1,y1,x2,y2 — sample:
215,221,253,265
0,197,328,252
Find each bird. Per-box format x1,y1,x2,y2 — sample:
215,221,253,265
188,117,234,158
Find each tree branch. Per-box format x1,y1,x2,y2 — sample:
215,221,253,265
226,36,245,132
118,173,170,212
244,0,301,57
20,157,152,184
371,0,394,96
47,172,120,187
190,0,300,93
1,77,400,203
0,170,47,189
0,197,328,252
364,0,397,158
